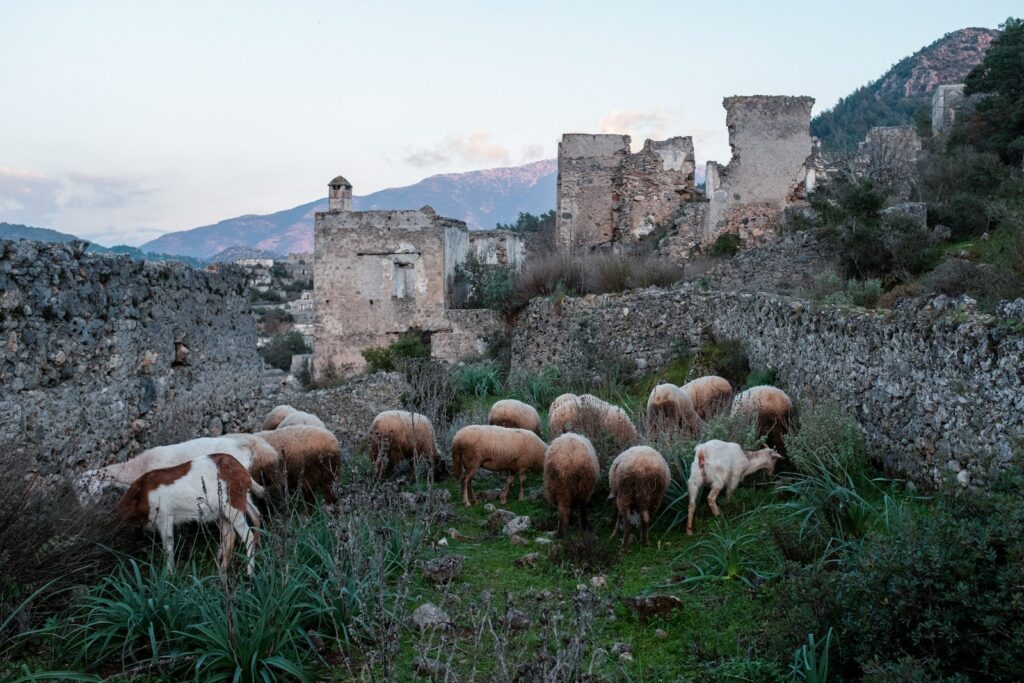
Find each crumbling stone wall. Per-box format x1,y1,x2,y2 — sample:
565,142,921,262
705,96,816,245
0,239,261,472
853,125,923,200
314,205,502,374
555,134,695,249
511,286,1023,486
932,84,977,137
468,229,526,268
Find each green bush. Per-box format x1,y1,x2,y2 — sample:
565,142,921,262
693,339,749,387
361,332,430,373
784,401,869,480
454,362,503,399
259,332,310,372
932,193,990,241
709,232,741,257
453,253,514,311
743,366,777,389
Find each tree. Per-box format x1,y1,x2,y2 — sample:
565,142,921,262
957,17,1024,164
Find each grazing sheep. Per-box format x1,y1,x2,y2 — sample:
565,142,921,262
549,393,578,415
78,436,280,502
681,376,734,419
544,433,600,533
608,446,671,547
646,384,702,438
548,394,639,449
451,425,547,507
262,404,297,430
115,453,265,574
686,439,782,535
488,399,542,435
368,410,440,478
250,426,341,502
730,385,793,452
277,410,326,430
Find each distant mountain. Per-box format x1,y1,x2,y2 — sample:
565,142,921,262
812,27,998,153
207,245,283,263
140,159,557,259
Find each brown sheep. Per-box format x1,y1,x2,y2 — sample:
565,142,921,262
451,425,547,507
646,383,702,438
252,426,341,503
608,446,671,547
262,404,297,430
548,394,639,450
368,410,439,478
488,398,542,435
730,385,793,453
544,433,600,533
680,375,734,419
277,410,327,430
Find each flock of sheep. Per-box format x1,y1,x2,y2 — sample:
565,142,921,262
76,378,792,573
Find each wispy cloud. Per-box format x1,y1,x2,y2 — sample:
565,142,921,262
597,108,684,149
520,143,545,162
0,166,152,227
403,132,512,169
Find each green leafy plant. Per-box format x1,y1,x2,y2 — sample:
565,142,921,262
454,362,503,399
788,629,833,683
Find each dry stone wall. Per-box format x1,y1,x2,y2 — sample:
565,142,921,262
511,285,1024,486
0,239,262,473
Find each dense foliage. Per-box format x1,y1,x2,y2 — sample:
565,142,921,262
258,331,311,371
361,331,430,373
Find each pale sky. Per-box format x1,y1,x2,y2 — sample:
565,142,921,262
0,1,1017,245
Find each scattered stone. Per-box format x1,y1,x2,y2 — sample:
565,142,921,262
510,534,529,546
619,652,634,664
623,594,684,621
436,537,448,547
502,515,531,537
484,509,516,533
514,552,541,569
534,536,552,546
610,642,632,657
411,603,451,630
483,503,496,513
655,628,668,640
422,555,463,585
536,589,555,602
590,575,607,589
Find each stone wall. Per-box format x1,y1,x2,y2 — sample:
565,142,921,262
511,285,1023,486
932,84,976,137
705,96,816,245
0,239,262,473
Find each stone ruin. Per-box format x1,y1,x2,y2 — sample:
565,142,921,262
313,177,522,376
555,95,817,254
932,83,978,138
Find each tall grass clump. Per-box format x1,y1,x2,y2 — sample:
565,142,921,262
785,401,869,480
454,361,503,399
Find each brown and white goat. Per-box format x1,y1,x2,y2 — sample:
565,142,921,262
115,454,265,574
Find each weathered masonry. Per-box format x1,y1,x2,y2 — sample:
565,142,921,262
0,239,261,472
556,95,817,253
314,177,518,375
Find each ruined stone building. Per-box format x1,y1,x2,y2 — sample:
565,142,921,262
555,95,817,254
931,84,979,138
313,176,519,376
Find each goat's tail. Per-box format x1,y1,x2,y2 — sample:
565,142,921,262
696,445,707,472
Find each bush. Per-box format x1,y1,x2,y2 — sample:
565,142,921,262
511,252,586,306
258,308,294,336
454,362,503,399
785,401,869,480
932,193,990,241
923,258,978,296
259,332,310,372
709,233,741,257
361,332,430,373
452,253,514,311
692,339,749,387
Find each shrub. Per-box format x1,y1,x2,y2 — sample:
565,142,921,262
511,252,586,306
692,339,749,387
258,308,294,336
585,252,685,294
785,402,869,480
743,366,776,389
847,279,882,307
259,332,311,372
452,253,514,311
932,193,990,241
454,362,503,399
709,233,741,257
361,332,430,373
506,369,562,412
923,258,978,296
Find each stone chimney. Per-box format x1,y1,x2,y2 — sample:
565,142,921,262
328,175,353,212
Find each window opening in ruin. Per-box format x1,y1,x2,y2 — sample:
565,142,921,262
392,259,416,299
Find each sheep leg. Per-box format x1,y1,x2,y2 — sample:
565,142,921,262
610,508,620,539
230,512,256,577
557,503,570,536
708,483,724,517
518,470,527,501
218,517,236,573
500,473,514,504
460,473,472,507
686,481,699,536
641,510,651,546
579,504,589,531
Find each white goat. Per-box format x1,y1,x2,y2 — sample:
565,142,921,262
115,453,265,574
686,439,782,535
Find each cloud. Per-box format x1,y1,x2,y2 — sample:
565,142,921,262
597,108,684,150
404,132,511,169
520,143,545,162
0,166,152,227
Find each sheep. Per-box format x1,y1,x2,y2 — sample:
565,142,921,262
277,410,326,430
249,426,341,502
646,383,702,438
686,439,782,535
549,393,578,415
368,410,440,478
548,394,639,450
451,425,547,507
488,398,542,435
543,433,600,533
262,404,297,430
730,385,793,452
608,446,671,547
115,453,265,575
680,375,734,419
77,436,280,503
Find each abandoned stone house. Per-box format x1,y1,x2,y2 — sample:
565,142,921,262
313,176,520,376
556,95,818,253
